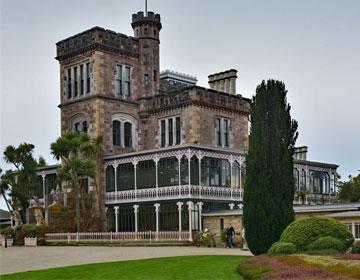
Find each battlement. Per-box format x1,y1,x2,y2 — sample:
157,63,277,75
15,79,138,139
56,26,139,61
131,11,162,29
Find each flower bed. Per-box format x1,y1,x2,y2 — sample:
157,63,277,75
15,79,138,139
237,254,360,280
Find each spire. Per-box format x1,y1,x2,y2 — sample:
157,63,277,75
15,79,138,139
145,0,148,16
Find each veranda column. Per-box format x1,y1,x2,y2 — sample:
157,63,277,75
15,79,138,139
186,201,193,241
188,149,191,197
133,204,139,240
155,155,159,199
154,203,160,240
177,202,183,240
176,153,182,198
197,153,203,198
230,158,233,200
197,202,203,232
41,173,48,225
114,206,119,233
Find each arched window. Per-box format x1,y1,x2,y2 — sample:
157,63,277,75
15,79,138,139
300,169,306,191
112,113,137,148
112,120,121,146
70,113,89,134
124,122,132,148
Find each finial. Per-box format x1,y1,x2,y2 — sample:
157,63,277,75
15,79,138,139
145,0,148,16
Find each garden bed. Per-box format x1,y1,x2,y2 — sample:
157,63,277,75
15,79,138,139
237,254,360,280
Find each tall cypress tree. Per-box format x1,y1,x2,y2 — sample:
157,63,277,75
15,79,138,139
243,80,298,255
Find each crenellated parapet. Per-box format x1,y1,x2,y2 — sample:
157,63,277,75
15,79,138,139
56,27,139,61
140,86,251,114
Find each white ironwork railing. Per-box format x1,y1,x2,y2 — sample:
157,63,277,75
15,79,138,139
105,185,243,204
45,231,191,243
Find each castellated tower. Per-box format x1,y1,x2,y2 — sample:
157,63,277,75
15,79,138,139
132,11,162,97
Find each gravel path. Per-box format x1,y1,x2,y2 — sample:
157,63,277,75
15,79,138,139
0,246,251,275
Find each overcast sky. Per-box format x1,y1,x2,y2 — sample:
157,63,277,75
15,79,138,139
1,0,359,210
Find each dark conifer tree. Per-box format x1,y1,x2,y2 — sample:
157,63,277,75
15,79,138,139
243,80,298,255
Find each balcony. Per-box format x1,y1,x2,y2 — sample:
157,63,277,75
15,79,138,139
105,185,243,204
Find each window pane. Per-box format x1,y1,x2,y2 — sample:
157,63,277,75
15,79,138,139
216,118,221,146
158,157,178,187
176,117,181,144
168,118,173,146
161,120,166,147
224,119,229,147
115,65,122,96
124,122,132,148
105,166,115,192
86,63,90,94
82,121,88,133
137,160,156,189
67,68,72,99
80,65,84,95
117,163,134,191
124,67,131,97
74,67,78,97
112,120,121,146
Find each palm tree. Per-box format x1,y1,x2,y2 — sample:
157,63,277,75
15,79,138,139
51,132,102,232
0,168,12,213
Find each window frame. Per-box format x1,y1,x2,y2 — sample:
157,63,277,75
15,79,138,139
215,117,231,148
159,115,182,148
112,113,137,149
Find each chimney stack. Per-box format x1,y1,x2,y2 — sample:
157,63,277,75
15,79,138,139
294,146,308,161
208,69,237,94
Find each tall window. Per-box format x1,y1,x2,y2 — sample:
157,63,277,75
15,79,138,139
168,118,173,146
65,62,90,100
215,117,230,148
74,67,78,97
124,67,131,97
161,120,166,147
175,117,181,145
86,63,90,94
115,65,122,96
159,116,181,147
112,120,121,146
82,121,88,133
80,65,84,95
124,122,132,148
67,68,72,99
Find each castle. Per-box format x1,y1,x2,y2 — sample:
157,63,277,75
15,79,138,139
33,9,339,237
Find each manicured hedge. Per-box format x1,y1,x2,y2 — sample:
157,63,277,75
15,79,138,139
280,217,354,251
0,226,15,238
22,224,40,238
267,241,297,255
307,236,345,253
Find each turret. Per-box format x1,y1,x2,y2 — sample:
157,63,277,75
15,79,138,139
132,11,162,97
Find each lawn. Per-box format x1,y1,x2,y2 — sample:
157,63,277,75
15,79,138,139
2,255,248,280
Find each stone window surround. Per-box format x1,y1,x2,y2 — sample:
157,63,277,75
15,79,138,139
158,115,181,148
64,60,91,100
112,113,137,149
215,116,231,148
69,113,90,134
114,63,132,98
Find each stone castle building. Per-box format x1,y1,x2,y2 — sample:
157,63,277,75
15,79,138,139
32,9,338,237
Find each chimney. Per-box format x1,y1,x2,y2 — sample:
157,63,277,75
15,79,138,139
294,146,308,161
208,69,237,94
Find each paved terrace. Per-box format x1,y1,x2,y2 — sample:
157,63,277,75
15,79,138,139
0,246,252,275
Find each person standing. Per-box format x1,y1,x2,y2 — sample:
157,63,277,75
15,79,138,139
226,224,235,248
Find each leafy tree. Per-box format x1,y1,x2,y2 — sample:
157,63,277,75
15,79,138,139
2,143,41,222
338,173,360,202
243,80,298,255
0,168,12,212
51,132,102,232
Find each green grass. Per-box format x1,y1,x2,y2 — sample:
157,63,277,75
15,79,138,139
2,255,248,280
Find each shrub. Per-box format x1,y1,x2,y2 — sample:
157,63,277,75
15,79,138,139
22,224,40,238
352,240,360,254
280,217,354,251
267,241,297,255
0,226,15,238
307,236,345,253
